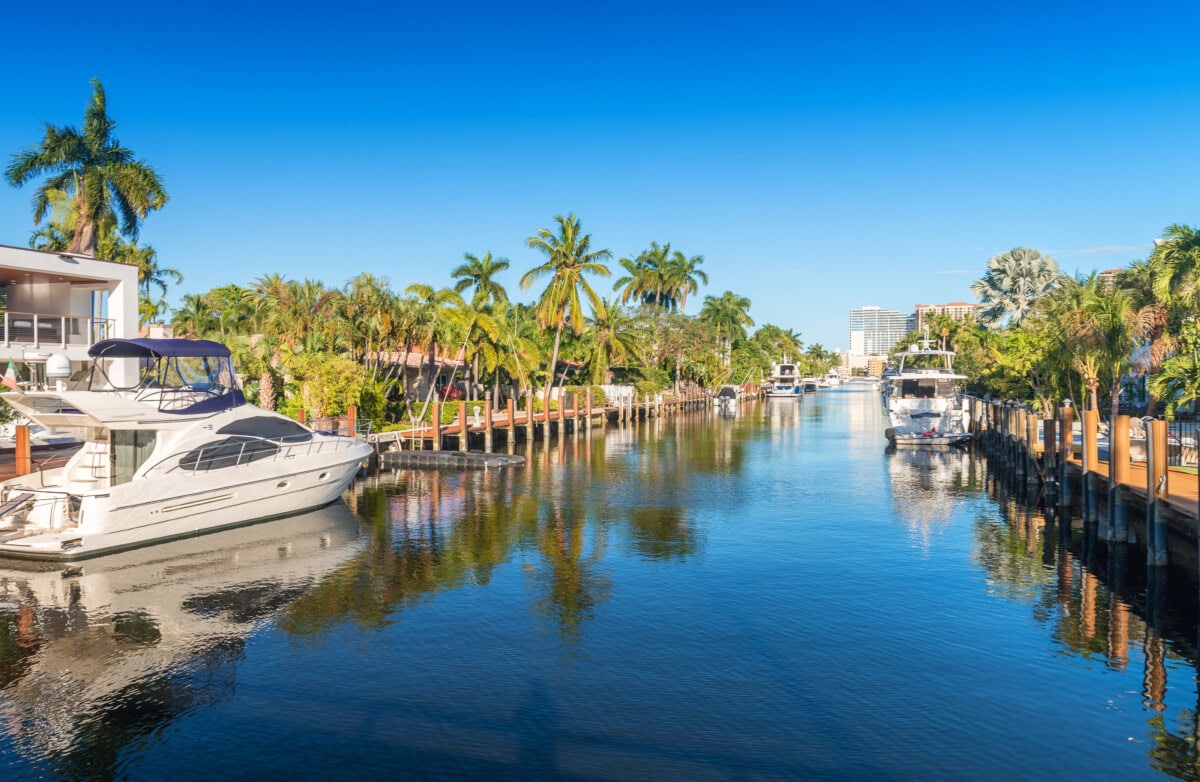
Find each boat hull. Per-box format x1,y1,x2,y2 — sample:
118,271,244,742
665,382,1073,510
0,445,371,561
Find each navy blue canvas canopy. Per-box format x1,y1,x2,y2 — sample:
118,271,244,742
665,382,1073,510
89,338,232,359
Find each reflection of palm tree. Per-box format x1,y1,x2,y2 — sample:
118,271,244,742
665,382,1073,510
531,509,611,643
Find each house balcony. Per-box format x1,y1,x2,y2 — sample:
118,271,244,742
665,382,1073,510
1,311,116,350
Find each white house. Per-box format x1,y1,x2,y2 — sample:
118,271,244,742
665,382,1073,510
0,243,138,386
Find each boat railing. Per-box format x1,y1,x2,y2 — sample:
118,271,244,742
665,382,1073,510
145,420,372,477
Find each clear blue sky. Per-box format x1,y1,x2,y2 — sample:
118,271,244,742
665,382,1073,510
2,0,1197,349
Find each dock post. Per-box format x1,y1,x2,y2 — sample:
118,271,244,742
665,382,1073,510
559,393,567,438
431,402,441,451
1043,416,1058,500
484,400,494,453
1059,403,1075,506
1025,410,1039,485
1082,409,1100,531
525,396,534,442
1109,414,1131,542
506,398,515,454
14,425,30,477
458,402,469,452
347,404,357,438
585,389,593,439
1145,418,1168,567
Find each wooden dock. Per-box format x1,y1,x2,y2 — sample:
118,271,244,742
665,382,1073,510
369,390,719,454
966,397,1198,567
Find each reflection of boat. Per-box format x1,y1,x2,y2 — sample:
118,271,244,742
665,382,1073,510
886,446,973,536
882,334,970,447
762,359,802,399
0,338,373,560
0,502,365,764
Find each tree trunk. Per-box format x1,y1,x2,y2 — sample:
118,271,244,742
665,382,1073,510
259,370,275,410
543,322,564,406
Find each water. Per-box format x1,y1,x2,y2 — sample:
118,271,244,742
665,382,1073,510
2,389,1199,780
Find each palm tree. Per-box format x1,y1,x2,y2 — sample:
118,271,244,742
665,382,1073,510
971,247,1061,328
521,214,612,403
1149,351,1200,418
664,251,707,314
611,253,656,306
451,252,510,309
5,78,168,256
171,293,216,338
700,292,754,367
582,299,645,384
404,284,465,411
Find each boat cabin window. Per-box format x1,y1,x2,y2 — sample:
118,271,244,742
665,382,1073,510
898,379,957,398
178,437,280,472
112,430,157,486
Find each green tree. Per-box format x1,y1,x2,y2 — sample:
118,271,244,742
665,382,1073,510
971,247,1061,328
664,250,707,314
521,213,612,402
451,251,510,309
700,291,754,366
5,78,168,256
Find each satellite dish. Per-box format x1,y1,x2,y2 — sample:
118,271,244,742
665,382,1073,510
45,353,72,379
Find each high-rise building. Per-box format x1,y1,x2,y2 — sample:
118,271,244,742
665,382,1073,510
848,306,909,361
914,302,979,332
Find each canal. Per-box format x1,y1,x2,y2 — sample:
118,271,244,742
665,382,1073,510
2,388,1199,780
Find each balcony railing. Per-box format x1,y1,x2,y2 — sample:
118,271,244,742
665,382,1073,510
1,311,115,348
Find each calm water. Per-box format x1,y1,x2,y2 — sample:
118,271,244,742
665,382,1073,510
2,389,1200,780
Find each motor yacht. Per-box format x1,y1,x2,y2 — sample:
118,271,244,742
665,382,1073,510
0,338,372,560
882,334,970,447
763,359,802,399
714,384,741,414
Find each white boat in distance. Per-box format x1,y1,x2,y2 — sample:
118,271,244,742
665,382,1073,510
882,335,971,447
0,338,372,560
763,359,802,399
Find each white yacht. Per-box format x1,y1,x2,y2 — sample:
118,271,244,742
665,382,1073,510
822,371,843,388
763,359,802,399
882,335,970,447
0,338,372,560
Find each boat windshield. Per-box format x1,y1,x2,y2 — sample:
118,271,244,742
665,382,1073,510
87,339,245,414
898,351,954,372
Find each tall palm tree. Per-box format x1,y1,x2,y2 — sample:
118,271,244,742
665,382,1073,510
700,291,754,367
612,252,657,306
521,214,612,402
171,293,216,338
451,252,510,309
404,284,465,411
665,251,707,314
971,247,1061,329
5,78,168,256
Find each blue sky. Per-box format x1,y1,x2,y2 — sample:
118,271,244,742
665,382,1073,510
1,0,1197,349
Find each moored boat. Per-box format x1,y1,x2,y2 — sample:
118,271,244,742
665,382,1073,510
0,338,372,560
763,359,802,399
882,336,970,447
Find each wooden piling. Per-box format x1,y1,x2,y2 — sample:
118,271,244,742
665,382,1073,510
431,402,441,451
1082,409,1100,527
1110,414,1131,542
14,425,30,477
1043,416,1057,495
1146,418,1168,567
459,402,469,452
1024,409,1039,482
347,404,357,438
1059,405,1075,504
506,398,515,454
585,389,593,439
525,396,534,442
484,401,494,452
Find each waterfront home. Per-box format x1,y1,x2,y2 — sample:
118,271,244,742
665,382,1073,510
0,244,138,385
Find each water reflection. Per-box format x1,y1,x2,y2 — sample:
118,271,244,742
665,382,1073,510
886,446,976,548
0,504,365,778
965,470,1200,779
